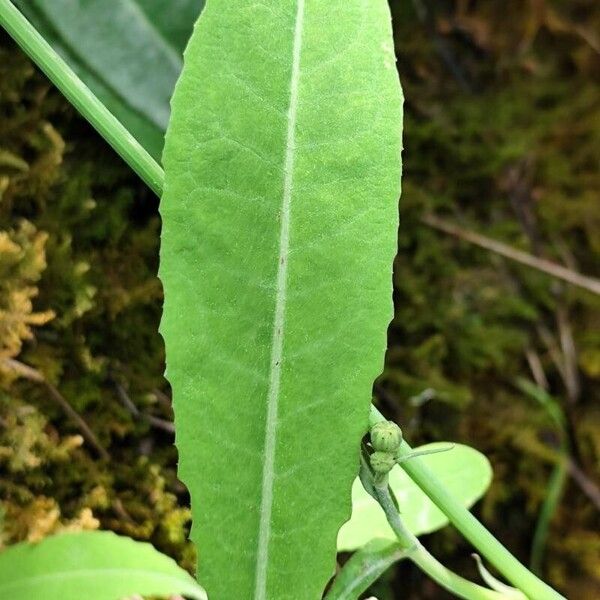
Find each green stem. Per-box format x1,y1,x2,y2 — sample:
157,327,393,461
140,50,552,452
369,406,565,599
369,405,565,600
0,0,164,196
373,478,506,600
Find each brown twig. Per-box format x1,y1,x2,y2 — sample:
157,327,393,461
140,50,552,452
556,305,580,404
111,497,134,522
152,387,173,411
1,358,109,460
535,324,567,384
525,347,549,391
114,381,174,434
421,213,600,295
568,461,600,511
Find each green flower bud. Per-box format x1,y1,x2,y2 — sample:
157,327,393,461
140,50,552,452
370,421,403,453
369,451,396,475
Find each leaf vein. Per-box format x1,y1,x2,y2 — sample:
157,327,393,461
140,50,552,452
254,2,305,598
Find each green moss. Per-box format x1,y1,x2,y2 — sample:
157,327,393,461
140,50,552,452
0,33,193,570
380,0,600,595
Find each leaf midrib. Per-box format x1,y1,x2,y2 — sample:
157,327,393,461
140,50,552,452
254,1,306,598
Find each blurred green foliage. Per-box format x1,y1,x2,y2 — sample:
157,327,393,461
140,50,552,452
0,1,599,598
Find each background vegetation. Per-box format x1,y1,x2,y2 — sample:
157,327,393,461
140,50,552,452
1,1,598,597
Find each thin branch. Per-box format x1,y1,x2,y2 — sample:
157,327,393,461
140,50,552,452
568,460,600,511
114,381,174,434
535,324,568,384
421,213,600,295
1,358,109,460
525,347,549,390
556,305,580,404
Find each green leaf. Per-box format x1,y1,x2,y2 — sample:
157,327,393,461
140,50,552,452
0,531,207,600
12,0,205,159
160,1,403,599
338,443,493,551
325,539,405,600
136,0,205,50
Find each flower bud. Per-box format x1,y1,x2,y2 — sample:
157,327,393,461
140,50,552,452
370,421,402,453
369,451,396,475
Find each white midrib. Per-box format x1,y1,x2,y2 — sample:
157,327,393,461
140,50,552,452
253,1,306,598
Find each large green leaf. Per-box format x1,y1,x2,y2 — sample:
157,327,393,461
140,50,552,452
0,531,206,599
12,0,204,159
337,443,493,551
160,1,403,599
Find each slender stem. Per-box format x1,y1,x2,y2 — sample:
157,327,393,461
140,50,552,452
2,358,109,460
529,394,570,575
0,0,164,196
369,406,565,600
373,478,506,600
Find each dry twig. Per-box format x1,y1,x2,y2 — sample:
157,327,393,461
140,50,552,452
1,357,109,460
422,213,600,295
114,381,174,434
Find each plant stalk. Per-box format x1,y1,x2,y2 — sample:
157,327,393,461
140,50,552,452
373,477,506,600
369,406,565,599
0,0,164,196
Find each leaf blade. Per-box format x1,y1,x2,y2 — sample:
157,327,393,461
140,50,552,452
160,1,402,598
0,531,206,600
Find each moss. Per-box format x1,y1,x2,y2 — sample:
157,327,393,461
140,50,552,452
0,33,194,570
380,0,600,595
